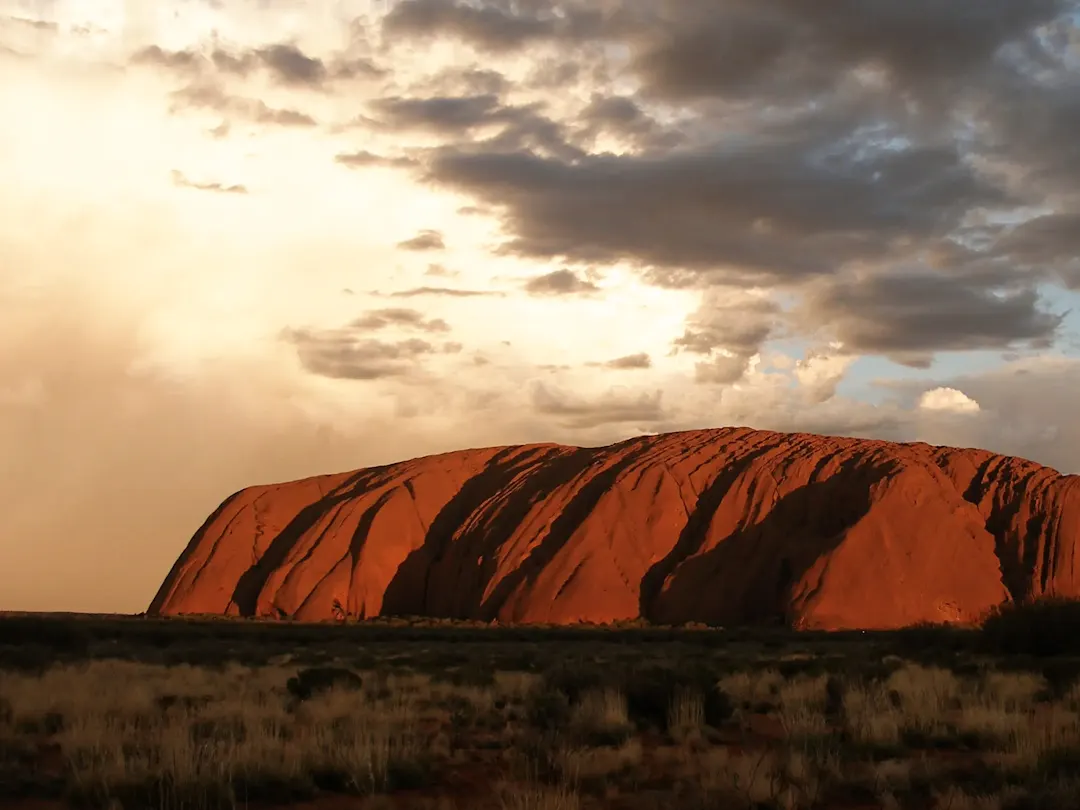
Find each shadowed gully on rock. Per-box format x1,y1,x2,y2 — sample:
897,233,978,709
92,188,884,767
149,427,1080,630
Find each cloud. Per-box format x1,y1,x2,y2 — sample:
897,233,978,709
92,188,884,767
2,16,58,32
169,82,316,127
674,290,780,356
170,170,247,195
132,41,379,87
282,306,457,379
132,45,204,70
389,286,498,298
397,229,446,251
383,0,1066,113
423,264,458,278
373,93,583,160
673,289,781,384
918,387,981,414
524,268,598,295
254,43,326,86
369,93,508,131
578,93,683,150
423,139,1009,283
605,352,651,370
283,328,438,380
970,60,1080,201
793,349,856,404
530,382,667,429
629,0,1065,104
382,0,592,52
993,212,1080,289
335,150,417,169
423,66,510,96
693,353,758,386
349,307,450,333
797,271,1064,366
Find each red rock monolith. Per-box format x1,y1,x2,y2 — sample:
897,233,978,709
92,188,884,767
149,427,1080,630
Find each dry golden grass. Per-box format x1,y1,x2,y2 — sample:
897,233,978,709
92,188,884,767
556,737,643,783
776,673,832,739
666,688,706,743
6,653,1080,809
718,668,784,707
496,781,580,810
930,785,1026,810
568,687,631,737
494,671,542,700
1,659,426,806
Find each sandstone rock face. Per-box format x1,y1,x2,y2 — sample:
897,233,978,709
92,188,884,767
149,428,1080,630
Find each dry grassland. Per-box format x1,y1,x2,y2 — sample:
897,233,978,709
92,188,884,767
3,653,1080,809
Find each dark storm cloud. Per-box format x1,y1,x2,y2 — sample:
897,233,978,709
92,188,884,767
426,140,1007,282
998,213,1080,261
993,213,1080,287
349,307,450,333
578,94,683,150
377,0,1080,367
283,328,437,380
530,382,667,429
975,71,1080,199
604,353,652,370
397,230,445,251
367,94,584,160
630,0,1066,103
170,170,247,195
383,1,1065,102
370,94,507,131
524,269,598,295
798,272,1065,367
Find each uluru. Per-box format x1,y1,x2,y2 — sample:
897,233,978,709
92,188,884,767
149,427,1080,631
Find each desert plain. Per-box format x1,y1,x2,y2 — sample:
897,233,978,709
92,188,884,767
4,602,1080,810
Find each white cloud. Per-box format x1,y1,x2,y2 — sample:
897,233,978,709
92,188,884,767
794,349,855,404
917,386,981,414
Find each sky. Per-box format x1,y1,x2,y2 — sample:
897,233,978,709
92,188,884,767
2,0,1080,614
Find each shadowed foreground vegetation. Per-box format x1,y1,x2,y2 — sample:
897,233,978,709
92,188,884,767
3,599,1080,809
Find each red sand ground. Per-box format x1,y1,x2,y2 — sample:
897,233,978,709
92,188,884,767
150,427,1080,630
